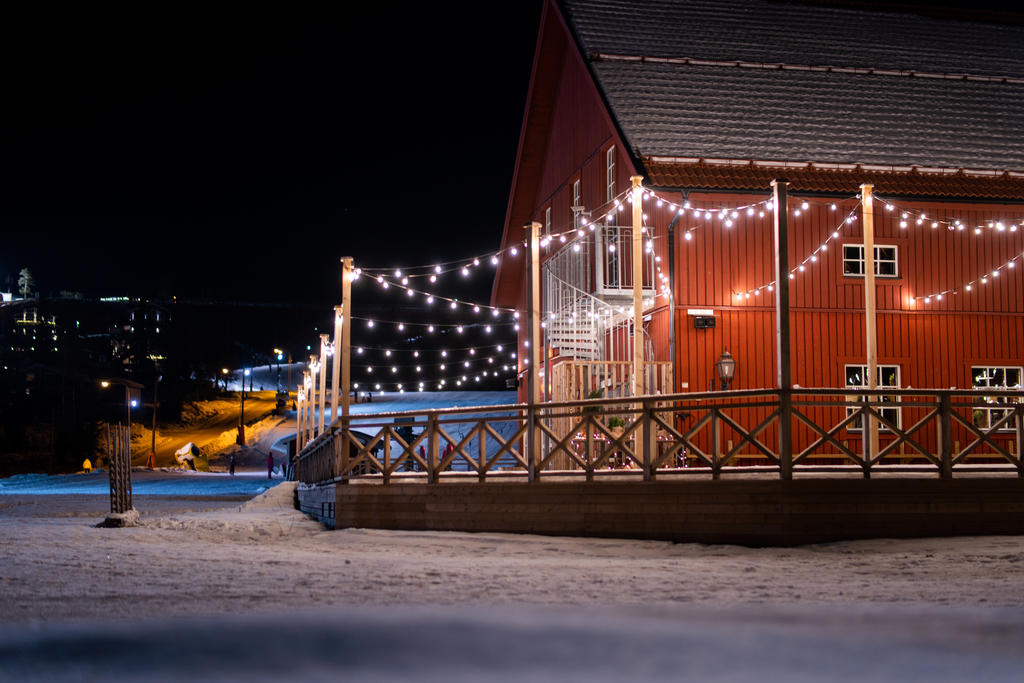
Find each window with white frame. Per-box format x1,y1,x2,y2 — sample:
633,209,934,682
842,244,898,277
544,206,551,235
845,364,901,431
605,147,615,204
971,366,1022,431
572,179,581,229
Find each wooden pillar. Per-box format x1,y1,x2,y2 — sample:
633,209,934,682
772,180,793,480
526,221,542,481
300,373,309,447
309,355,319,438
631,176,645,397
339,257,353,482
860,184,880,471
317,334,328,436
295,386,303,452
330,305,343,427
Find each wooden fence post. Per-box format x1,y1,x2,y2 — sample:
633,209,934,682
938,393,953,479
1015,404,1023,478
642,399,656,481
427,413,439,484
712,409,721,480
861,397,872,478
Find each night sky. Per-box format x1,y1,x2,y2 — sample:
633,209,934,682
1,4,541,308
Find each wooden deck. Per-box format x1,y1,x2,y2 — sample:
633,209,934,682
298,471,1024,546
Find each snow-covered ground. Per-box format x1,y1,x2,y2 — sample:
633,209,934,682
3,470,1024,681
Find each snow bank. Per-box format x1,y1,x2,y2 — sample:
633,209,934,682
239,480,296,510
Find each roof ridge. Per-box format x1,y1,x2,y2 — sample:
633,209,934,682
592,52,1024,85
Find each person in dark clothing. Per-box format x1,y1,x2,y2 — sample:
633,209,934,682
229,453,236,476
267,453,274,479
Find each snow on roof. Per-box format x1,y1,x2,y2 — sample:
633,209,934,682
561,0,1024,172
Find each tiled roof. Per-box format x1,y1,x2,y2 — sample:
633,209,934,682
645,160,1024,200
561,0,1024,176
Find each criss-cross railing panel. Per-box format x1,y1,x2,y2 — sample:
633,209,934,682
297,389,1024,484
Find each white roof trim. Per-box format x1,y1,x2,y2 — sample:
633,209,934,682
646,157,1024,177
592,53,1024,85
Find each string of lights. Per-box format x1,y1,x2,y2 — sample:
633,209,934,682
912,251,1024,304
358,272,520,316
874,196,1024,235
733,201,863,300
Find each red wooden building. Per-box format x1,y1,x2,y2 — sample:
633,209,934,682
491,0,1024,459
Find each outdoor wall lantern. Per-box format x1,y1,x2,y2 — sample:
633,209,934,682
715,347,736,390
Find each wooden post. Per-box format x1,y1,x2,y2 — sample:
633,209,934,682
317,334,328,436
712,409,721,480
631,176,645,398
305,358,317,438
938,393,953,479
1016,405,1024,478
340,257,353,482
300,382,307,447
772,180,793,480
295,387,303,452
305,370,314,445
526,221,542,482
330,305,343,428
642,400,656,481
427,413,439,484
861,184,880,471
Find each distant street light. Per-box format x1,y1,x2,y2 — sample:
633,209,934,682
99,378,145,461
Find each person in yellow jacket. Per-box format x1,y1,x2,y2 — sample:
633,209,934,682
82,458,92,473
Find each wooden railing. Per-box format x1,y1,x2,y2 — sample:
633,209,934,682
297,388,1024,484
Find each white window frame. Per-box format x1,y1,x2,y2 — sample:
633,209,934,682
842,244,898,278
605,147,615,203
544,206,551,236
572,179,581,229
845,364,901,431
971,366,1023,431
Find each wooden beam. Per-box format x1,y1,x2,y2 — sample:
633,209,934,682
860,184,879,473
526,222,542,481
631,176,645,397
340,257,353,481
772,179,793,480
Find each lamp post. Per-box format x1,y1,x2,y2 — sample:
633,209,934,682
148,369,161,468
715,348,736,391
99,378,144,455
237,368,248,445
